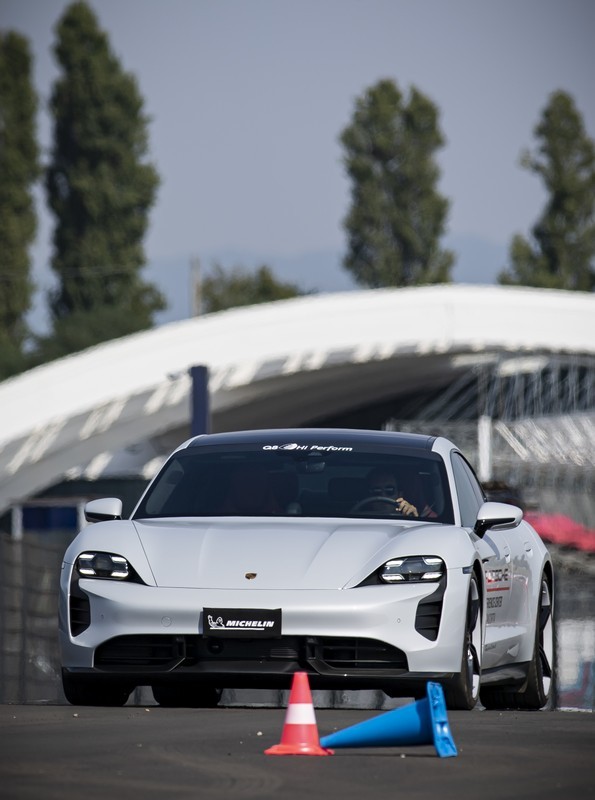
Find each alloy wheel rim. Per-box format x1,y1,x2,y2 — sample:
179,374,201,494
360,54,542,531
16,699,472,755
539,578,553,697
466,579,481,698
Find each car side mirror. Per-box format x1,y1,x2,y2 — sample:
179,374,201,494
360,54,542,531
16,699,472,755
84,497,123,523
474,501,523,538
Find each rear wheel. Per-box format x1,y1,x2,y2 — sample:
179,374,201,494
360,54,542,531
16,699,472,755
481,573,553,710
62,671,131,706
443,574,482,710
151,684,222,708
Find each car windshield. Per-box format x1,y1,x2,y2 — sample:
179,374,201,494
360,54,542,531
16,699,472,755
133,443,454,523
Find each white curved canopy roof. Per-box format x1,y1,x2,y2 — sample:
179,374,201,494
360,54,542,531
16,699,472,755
1,285,594,513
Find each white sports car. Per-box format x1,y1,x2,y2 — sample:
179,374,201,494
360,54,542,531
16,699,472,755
59,428,554,710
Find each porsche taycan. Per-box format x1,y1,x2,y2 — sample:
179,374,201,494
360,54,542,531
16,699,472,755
59,428,554,710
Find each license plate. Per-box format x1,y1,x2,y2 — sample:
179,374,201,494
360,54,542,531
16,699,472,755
203,608,281,637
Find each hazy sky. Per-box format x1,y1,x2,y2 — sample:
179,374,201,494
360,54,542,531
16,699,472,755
2,0,594,328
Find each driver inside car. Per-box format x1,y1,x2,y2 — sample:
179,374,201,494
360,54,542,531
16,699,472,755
364,467,419,517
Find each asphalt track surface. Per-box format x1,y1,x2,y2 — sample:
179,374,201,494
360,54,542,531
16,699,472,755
1,704,593,800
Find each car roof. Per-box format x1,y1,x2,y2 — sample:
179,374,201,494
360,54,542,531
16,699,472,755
184,428,438,452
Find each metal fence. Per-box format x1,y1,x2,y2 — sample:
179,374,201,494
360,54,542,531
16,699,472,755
0,530,75,703
383,415,595,527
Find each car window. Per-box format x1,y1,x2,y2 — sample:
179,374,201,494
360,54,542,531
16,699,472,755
450,452,485,527
133,446,455,523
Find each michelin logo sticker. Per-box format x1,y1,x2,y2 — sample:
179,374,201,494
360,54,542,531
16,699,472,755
204,607,282,637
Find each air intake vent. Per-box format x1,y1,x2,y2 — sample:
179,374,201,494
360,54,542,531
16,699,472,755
69,593,90,636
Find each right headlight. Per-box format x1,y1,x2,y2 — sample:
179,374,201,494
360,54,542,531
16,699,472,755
68,551,143,637
379,555,445,584
76,551,133,580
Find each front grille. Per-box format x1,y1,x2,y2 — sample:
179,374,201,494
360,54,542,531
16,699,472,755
313,637,407,671
269,647,299,659
96,635,187,668
92,634,407,675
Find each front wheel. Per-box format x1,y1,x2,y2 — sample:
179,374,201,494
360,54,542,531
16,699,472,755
481,573,553,710
443,574,482,710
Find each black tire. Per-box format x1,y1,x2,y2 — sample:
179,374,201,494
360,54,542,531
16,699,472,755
151,684,222,708
62,671,131,706
480,573,553,710
443,574,482,710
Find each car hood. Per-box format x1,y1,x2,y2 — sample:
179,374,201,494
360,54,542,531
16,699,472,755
131,517,422,590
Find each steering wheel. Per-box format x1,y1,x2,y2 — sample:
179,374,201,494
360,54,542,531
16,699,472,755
350,496,400,513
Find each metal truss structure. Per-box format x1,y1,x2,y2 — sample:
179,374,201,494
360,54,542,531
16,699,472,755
384,355,595,527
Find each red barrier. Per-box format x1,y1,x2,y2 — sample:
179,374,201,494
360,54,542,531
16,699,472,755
524,512,595,553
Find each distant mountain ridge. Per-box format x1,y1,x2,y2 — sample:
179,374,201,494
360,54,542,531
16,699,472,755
26,235,507,333
149,234,507,326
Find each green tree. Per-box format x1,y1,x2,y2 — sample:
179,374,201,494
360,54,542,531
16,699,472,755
201,264,304,313
43,1,163,359
340,79,453,288
499,91,595,291
0,32,39,380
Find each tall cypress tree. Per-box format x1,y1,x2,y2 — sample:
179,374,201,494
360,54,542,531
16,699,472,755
43,1,164,359
340,79,453,288
499,91,595,291
0,32,39,379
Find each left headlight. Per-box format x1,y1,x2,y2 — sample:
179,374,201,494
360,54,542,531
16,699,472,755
379,556,445,584
76,551,131,580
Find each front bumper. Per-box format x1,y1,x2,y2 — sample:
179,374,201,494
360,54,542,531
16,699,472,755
59,569,470,689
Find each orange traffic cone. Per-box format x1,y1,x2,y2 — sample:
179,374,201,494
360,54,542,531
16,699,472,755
265,672,333,756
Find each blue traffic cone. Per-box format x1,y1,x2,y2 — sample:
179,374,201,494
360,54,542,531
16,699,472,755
319,682,457,758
